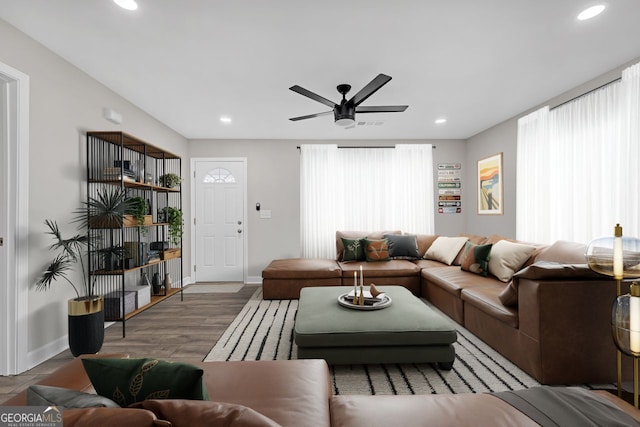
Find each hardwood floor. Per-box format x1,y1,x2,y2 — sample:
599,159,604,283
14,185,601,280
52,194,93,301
0,283,258,403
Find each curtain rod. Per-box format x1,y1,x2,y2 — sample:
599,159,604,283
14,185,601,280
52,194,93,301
550,77,622,111
296,145,437,149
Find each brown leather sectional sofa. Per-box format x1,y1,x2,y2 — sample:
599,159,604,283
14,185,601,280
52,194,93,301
262,232,629,385
3,356,640,426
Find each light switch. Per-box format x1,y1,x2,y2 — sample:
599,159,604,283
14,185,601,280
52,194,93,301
260,210,272,219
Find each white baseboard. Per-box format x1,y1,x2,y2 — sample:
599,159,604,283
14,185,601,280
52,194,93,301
246,276,262,285
27,334,68,371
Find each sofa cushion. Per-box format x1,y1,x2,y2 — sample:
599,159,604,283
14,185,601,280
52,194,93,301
82,358,209,407
340,259,421,277
385,234,421,259
341,238,365,261
460,242,492,276
535,240,588,264
488,240,537,282
514,261,602,281
131,399,282,427
424,236,468,265
498,282,518,307
262,259,341,279
421,267,502,297
363,238,391,262
415,234,440,256
27,385,120,408
336,230,401,260
462,285,518,328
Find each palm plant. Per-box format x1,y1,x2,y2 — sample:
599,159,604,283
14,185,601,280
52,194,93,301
36,220,93,299
36,187,134,299
76,187,133,229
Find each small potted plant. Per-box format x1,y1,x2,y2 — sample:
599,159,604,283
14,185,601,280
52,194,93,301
159,173,182,189
126,196,150,234
159,206,183,245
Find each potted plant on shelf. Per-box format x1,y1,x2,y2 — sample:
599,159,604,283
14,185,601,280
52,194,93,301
36,187,134,357
159,206,183,245
126,196,150,234
159,173,182,189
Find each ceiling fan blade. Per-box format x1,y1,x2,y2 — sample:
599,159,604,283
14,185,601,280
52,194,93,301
349,74,392,106
289,85,336,108
289,111,333,121
356,105,409,113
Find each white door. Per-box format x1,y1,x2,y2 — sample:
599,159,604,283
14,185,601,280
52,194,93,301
194,159,246,282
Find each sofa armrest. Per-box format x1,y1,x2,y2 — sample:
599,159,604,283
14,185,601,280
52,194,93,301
517,277,625,383
513,262,603,280
2,354,129,406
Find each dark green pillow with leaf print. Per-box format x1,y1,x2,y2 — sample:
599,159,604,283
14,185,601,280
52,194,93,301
341,237,366,261
81,358,209,407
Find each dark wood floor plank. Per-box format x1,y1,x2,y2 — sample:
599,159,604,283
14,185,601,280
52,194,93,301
0,284,257,403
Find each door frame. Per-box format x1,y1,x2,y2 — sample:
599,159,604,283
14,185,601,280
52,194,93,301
0,61,30,375
190,157,248,283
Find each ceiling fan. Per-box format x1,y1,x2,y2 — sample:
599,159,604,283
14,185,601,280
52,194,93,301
289,74,408,126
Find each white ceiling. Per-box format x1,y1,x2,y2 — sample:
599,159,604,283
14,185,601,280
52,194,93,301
1,0,640,140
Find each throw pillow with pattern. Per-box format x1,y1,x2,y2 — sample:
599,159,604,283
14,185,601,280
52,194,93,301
341,237,365,261
460,242,493,276
363,238,390,262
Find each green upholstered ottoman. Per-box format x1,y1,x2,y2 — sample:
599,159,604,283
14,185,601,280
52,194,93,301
294,286,457,368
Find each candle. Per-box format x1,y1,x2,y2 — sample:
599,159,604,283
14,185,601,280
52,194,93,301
354,272,357,294
614,224,623,280
360,265,363,287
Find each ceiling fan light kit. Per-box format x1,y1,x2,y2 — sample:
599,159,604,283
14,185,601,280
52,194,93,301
289,74,408,127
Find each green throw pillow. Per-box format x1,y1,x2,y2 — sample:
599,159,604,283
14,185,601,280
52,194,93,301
460,242,493,276
82,358,209,407
341,237,365,261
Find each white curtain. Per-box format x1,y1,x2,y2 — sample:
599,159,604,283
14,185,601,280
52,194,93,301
300,144,338,258
300,144,434,258
516,61,640,244
516,107,550,243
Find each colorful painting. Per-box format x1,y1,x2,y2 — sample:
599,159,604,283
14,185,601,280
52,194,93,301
477,153,503,215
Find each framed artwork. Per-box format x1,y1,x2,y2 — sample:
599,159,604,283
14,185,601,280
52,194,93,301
477,152,503,215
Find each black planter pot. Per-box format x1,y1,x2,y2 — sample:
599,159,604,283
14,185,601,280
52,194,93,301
68,296,104,357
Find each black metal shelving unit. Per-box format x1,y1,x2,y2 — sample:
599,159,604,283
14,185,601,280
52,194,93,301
86,131,183,337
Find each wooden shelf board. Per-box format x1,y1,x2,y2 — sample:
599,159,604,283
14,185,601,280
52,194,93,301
123,287,182,320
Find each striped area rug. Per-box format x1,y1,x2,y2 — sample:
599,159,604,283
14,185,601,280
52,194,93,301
204,287,541,395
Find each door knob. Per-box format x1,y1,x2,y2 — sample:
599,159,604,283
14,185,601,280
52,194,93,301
237,220,242,225
237,229,243,234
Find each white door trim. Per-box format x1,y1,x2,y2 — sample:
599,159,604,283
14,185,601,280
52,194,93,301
190,157,248,283
0,61,30,375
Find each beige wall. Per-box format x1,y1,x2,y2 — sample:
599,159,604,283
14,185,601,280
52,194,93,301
0,19,189,366
189,139,466,279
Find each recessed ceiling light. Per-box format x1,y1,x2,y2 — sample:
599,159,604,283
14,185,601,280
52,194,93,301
577,4,606,20
113,0,138,11
220,116,232,123
435,118,447,124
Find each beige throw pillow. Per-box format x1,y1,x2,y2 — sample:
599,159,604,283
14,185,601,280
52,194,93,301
424,236,469,265
488,240,536,282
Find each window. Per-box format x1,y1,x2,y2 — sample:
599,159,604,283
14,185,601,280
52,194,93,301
300,144,435,258
516,61,640,243
203,168,235,183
